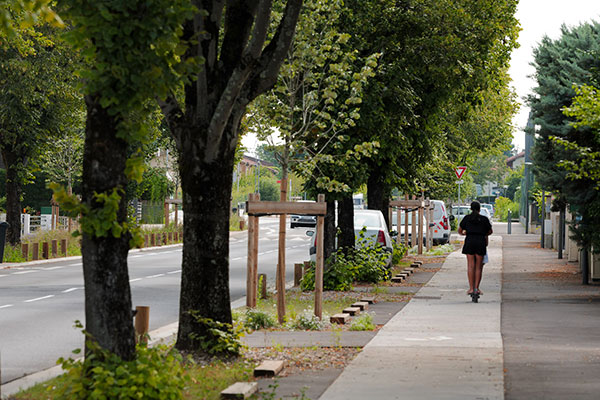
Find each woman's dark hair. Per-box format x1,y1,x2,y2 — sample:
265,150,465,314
470,201,481,212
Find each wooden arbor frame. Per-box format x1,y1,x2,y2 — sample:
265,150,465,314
246,193,327,322
164,198,182,227
389,196,433,255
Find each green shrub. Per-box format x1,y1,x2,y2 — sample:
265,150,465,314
349,313,375,331
54,342,187,400
290,311,324,331
494,196,519,222
392,242,408,265
244,309,276,330
187,311,245,357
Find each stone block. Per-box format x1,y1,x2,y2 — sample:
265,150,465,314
391,276,404,283
221,382,258,399
352,301,369,311
254,360,285,377
343,307,361,316
330,313,350,324
360,296,375,304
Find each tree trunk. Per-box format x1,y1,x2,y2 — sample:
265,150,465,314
174,125,237,352
324,199,336,262
81,95,135,361
1,149,22,245
338,194,355,253
367,168,391,228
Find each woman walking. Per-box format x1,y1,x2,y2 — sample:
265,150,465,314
458,201,492,296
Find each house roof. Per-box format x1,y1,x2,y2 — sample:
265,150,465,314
506,151,525,167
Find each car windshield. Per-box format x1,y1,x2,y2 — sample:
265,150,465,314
354,213,381,228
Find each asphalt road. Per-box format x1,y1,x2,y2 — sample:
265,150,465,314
0,217,312,384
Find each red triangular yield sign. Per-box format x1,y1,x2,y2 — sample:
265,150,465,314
454,166,467,179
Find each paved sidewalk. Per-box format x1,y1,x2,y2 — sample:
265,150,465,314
320,236,504,400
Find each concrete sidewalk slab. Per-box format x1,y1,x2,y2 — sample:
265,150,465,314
320,236,503,400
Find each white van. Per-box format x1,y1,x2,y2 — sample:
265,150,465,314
392,200,450,245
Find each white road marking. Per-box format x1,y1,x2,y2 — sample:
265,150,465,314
45,266,64,271
231,257,243,261
67,263,82,267
0,304,14,309
146,274,165,279
129,278,142,283
62,288,79,293
13,270,37,275
131,255,143,258
24,295,55,303
0,274,7,278
167,270,181,274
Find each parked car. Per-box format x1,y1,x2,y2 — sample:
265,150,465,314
392,200,450,245
308,209,393,266
480,207,492,221
451,205,471,224
481,203,494,218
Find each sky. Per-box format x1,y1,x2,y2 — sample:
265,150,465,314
509,0,600,151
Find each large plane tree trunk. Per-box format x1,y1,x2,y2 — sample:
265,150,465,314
80,95,135,361
338,194,355,253
1,149,23,245
367,168,391,228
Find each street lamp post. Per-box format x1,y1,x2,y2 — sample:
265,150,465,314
524,161,533,234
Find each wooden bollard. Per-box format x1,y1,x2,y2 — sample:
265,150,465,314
303,261,312,275
134,306,150,345
294,263,303,287
150,233,156,247
51,240,58,258
163,233,167,245
60,239,67,256
42,242,49,259
32,243,39,261
21,243,29,261
258,273,267,299
168,232,173,243
239,220,245,230
144,234,149,248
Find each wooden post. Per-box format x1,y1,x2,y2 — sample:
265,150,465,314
252,195,260,305
428,203,434,250
276,178,288,324
303,261,311,276
411,195,416,247
60,239,67,256
258,273,267,299
174,202,178,228
32,243,39,261
315,194,325,319
51,239,58,258
151,233,155,247
425,198,431,252
21,243,29,261
144,234,149,248
168,232,173,243
294,263,303,287
388,206,393,230
134,306,150,345
418,198,423,255
42,242,49,259
396,205,401,245
246,193,257,308
164,201,169,227
404,195,409,246
162,233,167,245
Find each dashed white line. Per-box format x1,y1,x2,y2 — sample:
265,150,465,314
45,266,64,271
129,278,142,283
67,263,82,267
167,270,181,274
0,274,7,278
0,304,14,309
146,274,165,279
62,288,79,293
24,295,55,303
131,255,143,258
13,270,37,275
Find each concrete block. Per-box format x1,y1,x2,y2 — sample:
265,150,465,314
361,296,375,304
396,273,409,278
343,307,361,316
412,261,422,267
391,276,404,283
405,267,415,272
254,360,285,377
221,382,258,399
402,269,413,275
352,301,369,311
330,313,350,324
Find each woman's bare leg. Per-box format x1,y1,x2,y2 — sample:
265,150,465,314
475,254,484,293
466,254,476,294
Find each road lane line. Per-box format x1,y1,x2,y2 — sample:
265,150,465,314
62,288,78,293
129,278,142,283
24,295,55,303
13,270,37,275
131,255,143,258
0,274,7,278
0,304,14,309
67,263,82,267
146,274,165,279
45,266,64,271
167,270,181,274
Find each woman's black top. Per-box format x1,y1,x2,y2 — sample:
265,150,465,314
460,213,492,256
